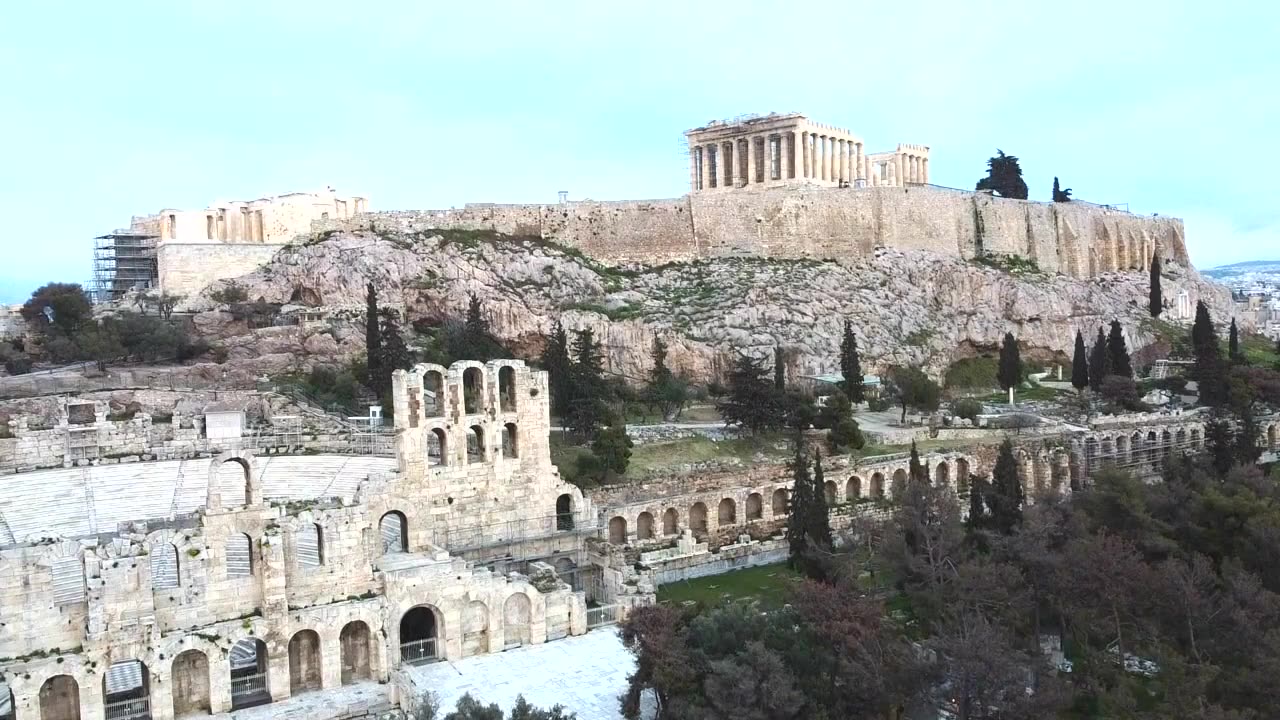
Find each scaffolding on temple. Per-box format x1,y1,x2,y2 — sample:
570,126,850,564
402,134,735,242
91,230,159,304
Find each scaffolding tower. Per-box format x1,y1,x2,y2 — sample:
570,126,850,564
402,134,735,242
91,230,158,304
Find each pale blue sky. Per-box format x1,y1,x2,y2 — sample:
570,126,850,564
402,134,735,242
2,1,1277,303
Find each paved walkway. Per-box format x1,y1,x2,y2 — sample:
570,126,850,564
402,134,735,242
407,628,651,719
211,681,392,720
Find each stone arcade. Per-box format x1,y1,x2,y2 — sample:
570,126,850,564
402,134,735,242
0,360,597,720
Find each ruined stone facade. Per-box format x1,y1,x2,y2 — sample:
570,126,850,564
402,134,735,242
0,360,596,720
685,113,928,190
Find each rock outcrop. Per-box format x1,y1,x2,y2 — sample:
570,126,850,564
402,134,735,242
190,228,1234,382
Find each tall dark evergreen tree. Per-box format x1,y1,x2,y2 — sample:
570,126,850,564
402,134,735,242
1204,412,1235,476
565,328,611,439
1108,320,1133,379
773,346,786,391
808,450,833,552
365,283,383,393
644,337,688,421
966,476,988,530
1228,318,1242,363
974,150,1029,199
716,354,783,436
785,437,814,571
1088,326,1111,389
998,332,1022,405
1051,177,1072,202
1148,252,1163,318
908,441,926,484
376,308,411,406
1071,330,1090,392
839,321,866,403
1191,301,1226,406
539,322,572,419
1234,410,1261,466
987,439,1024,534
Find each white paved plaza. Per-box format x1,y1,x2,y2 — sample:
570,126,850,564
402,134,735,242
408,627,651,719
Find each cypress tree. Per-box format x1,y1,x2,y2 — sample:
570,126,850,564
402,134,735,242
1235,411,1260,466
1228,318,1242,363
365,282,383,393
809,450,833,551
539,322,572,419
785,437,813,570
967,476,987,529
908,440,926,484
566,328,610,439
1071,330,1089,392
1108,320,1133,379
988,438,1024,534
998,332,1022,405
1191,302,1226,406
1204,412,1235,476
1149,252,1163,318
839,321,866,403
1051,177,1072,202
1088,326,1111,389
975,150,1029,199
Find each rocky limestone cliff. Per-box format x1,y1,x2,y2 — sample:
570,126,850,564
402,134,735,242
190,228,1234,382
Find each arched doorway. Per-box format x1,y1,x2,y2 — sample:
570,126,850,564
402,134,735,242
499,366,516,412
171,649,210,717
934,462,950,487
636,512,654,540
151,543,180,590
216,459,250,507
463,367,483,414
871,472,885,498
379,511,408,554
462,601,490,657
608,516,627,544
39,675,80,720
717,498,736,525
504,593,532,649
823,481,837,505
689,502,708,533
339,621,373,685
288,630,322,694
502,423,518,458
103,659,151,720
846,476,861,502
428,428,447,467
745,493,763,521
399,606,441,665
467,426,485,464
771,488,788,517
229,639,269,709
424,371,445,417
890,469,907,498
662,508,678,535
556,494,574,531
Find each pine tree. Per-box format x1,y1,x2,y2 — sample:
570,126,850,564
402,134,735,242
1228,318,1242,363
1051,177,1072,202
1108,320,1133,379
975,150,1029,199
1149,252,1163,318
716,354,783,435
998,332,1022,405
988,439,1024,534
773,346,786,391
839,321,866,403
1088,326,1111,389
591,424,633,481
1071,330,1089,392
644,337,687,421
565,329,611,439
365,283,383,394
539,322,572,419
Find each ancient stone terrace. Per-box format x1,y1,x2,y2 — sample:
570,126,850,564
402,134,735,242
0,361,596,720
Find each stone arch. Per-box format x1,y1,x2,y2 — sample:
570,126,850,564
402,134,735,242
891,468,907,498
379,511,408,554
287,629,322,694
226,533,253,578
555,494,574,531
171,649,210,717
1268,423,1277,450
689,502,708,533
104,661,150,712
745,493,763,521
934,462,950,487
467,425,486,464
662,508,678,535
871,472,885,498
462,601,490,657
636,512,655,540
1192,427,1204,449
1085,437,1100,469
1175,428,1187,448
955,459,970,483
823,480,837,505
1146,430,1159,463
846,476,862,502
503,593,532,648
339,621,373,685
608,516,627,544
296,523,323,567
1130,431,1142,463
771,488,788,517
39,675,80,720
498,365,517,413
423,369,446,417
462,366,485,414
151,542,180,590
229,638,269,709
502,423,518,459
428,428,448,467
1115,435,1129,465
717,498,736,525
207,452,258,510
399,605,442,665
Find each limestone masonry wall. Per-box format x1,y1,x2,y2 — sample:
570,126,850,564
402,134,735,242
323,186,1188,278
158,242,287,298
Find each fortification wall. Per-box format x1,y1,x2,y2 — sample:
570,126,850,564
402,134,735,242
157,242,287,297
327,186,1187,279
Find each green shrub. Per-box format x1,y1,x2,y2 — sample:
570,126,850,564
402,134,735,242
950,398,984,424
944,357,998,389
210,283,249,304
829,418,866,453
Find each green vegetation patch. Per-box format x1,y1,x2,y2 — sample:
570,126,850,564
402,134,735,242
656,562,801,610
973,252,1044,276
944,356,999,389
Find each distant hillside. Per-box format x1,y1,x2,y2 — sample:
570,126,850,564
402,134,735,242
1203,260,1280,280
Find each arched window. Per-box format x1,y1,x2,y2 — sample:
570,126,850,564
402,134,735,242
502,423,518,459
771,488,788,517
636,512,654,540
339,621,373,685
503,594,532,649
296,523,323,567
555,494,574,531
467,425,485,464
463,367,484,414
662,508,678,535
400,606,441,664
846,476,862,502
499,366,516,412
871,472,885,499
427,428,447,467
288,630,322,694
824,481,837,505
608,516,628,544
1146,431,1158,463
39,675,80,720
379,511,408,554
955,459,970,484
717,498,736,525
745,493,763,521
890,469,907,498
226,533,253,577
172,649,210,716
104,660,151,720
934,462,950,487
689,502,708,533
217,458,251,507
1267,424,1276,450
151,542,180,590
424,372,445,417
230,638,269,709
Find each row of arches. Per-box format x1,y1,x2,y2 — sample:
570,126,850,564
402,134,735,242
149,523,329,591
34,622,375,720
397,594,534,665
832,458,973,504
423,423,519,466
415,364,519,418
1080,426,1204,472
608,490,788,544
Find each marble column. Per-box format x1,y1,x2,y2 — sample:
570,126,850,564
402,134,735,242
912,156,919,183
922,157,929,184
714,144,726,189
821,137,830,181
840,140,849,183
856,142,865,181
893,154,903,186
690,145,699,190
723,142,734,187
746,137,756,185
699,146,710,191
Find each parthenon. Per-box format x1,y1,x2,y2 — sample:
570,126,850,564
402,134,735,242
685,112,930,191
